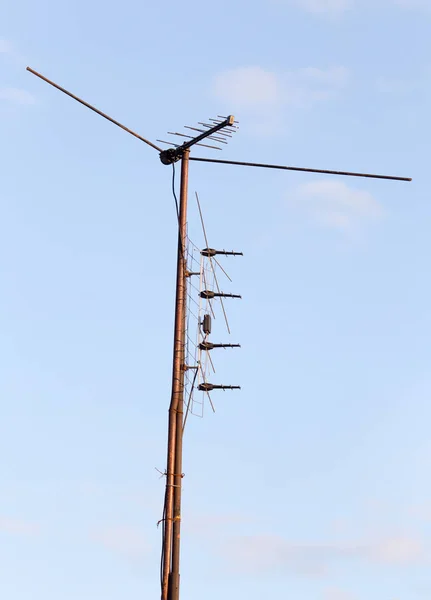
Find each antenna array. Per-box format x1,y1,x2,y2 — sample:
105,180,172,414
183,203,242,424
25,65,412,600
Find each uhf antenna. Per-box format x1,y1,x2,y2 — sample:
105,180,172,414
26,66,412,600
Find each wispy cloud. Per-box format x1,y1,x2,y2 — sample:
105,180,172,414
213,65,349,134
370,535,424,565
409,503,431,522
221,532,427,577
91,526,150,560
214,66,279,109
0,38,26,65
0,39,33,105
324,587,358,600
291,0,353,16
287,0,431,16
188,512,252,537
289,179,383,234
0,517,40,536
395,0,431,10
0,39,13,54
0,87,35,105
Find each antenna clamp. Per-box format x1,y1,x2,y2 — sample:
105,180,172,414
159,148,183,165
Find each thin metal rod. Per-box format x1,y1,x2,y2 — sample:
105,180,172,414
213,257,232,282
205,390,216,413
26,67,162,152
199,368,216,413
195,143,222,150
184,126,231,141
217,115,239,123
158,139,222,150
168,131,227,144
170,150,189,600
198,123,234,136
206,349,216,374
183,366,199,433
208,119,239,129
158,140,181,147
189,157,412,182
196,193,231,334
161,150,189,600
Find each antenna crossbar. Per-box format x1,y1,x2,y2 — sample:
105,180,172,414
26,67,162,152
189,156,412,182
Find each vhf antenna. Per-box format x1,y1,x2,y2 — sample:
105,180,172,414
26,66,412,600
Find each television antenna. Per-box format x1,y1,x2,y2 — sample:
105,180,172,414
26,66,411,600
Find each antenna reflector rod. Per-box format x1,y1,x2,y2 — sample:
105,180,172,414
198,383,241,391
200,290,242,299
201,248,243,257
199,342,241,350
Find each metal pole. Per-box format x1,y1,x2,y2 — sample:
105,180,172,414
170,150,189,600
162,150,189,600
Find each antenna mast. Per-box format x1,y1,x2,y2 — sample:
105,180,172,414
26,66,412,600
158,115,239,600
161,148,189,600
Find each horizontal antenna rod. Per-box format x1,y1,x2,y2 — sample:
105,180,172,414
26,67,162,152
200,290,241,299
189,157,412,182
201,248,243,257
168,131,227,144
199,342,241,350
198,383,241,391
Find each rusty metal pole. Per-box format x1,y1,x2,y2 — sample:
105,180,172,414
162,149,189,600
170,149,189,600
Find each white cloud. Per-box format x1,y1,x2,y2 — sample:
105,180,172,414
214,65,348,110
224,535,357,576
212,65,349,134
299,66,349,86
289,0,431,15
0,87,35,105
222,532,427,577
409,504,431,522
370,535,424,565
324,587,358,600
188,512,251,536
214,66,279,109
92,526,150,559
292,0,353,15
395,0,431,8
0,39,28,67
0,39,13,54
290,179,383,233
0,517,40,536
284,66,349,106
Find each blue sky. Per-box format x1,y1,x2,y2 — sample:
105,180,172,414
1,0,430,599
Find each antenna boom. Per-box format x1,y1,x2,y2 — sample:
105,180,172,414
26,67,162,152
189,156,412,182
